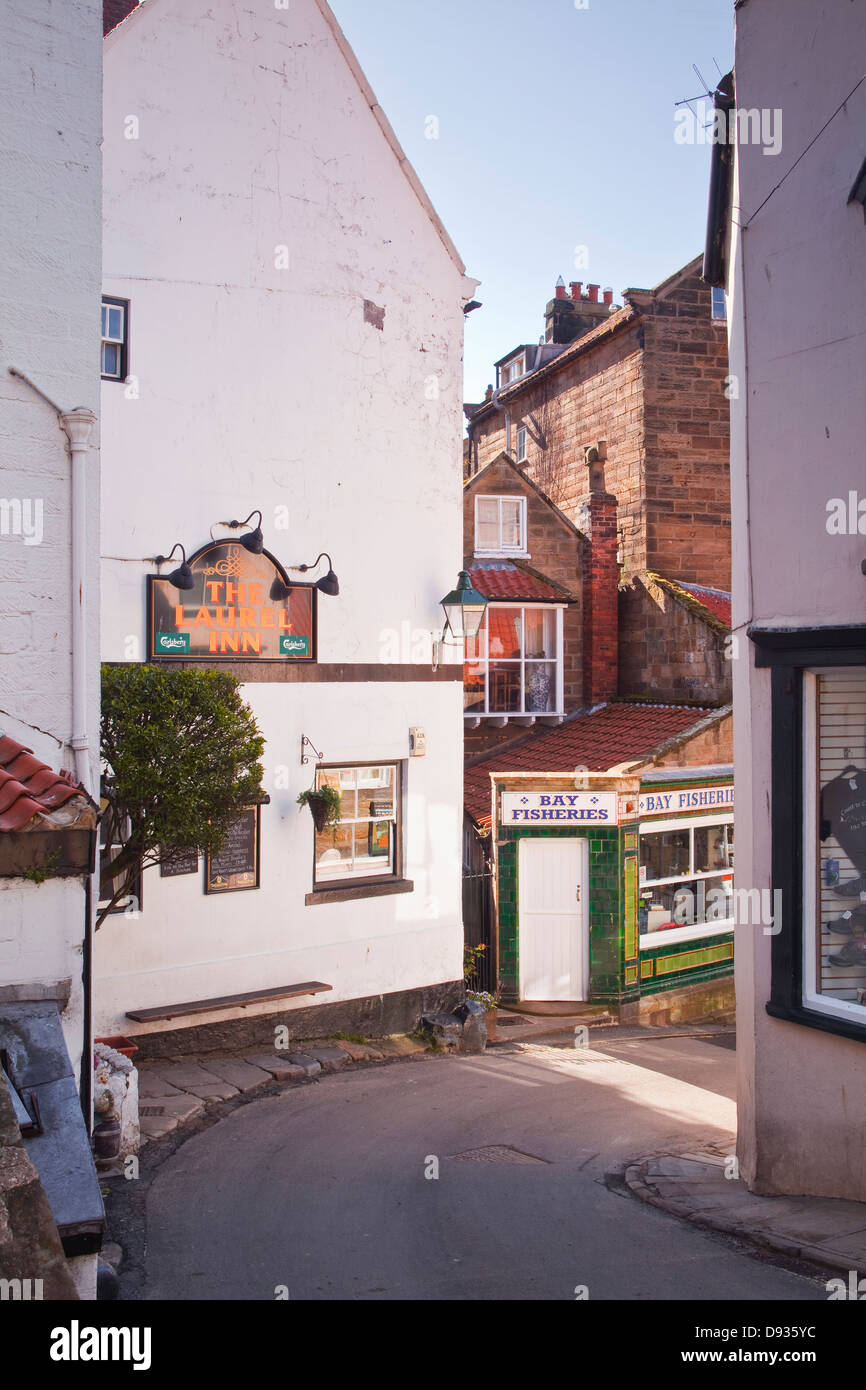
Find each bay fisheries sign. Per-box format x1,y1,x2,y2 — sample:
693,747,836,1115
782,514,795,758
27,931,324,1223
148,542,315,661
500,791,619,825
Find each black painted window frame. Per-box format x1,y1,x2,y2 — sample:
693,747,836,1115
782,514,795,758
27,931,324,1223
752,625,866,1044
101,295,129,382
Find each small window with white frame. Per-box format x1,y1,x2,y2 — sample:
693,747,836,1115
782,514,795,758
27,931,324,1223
312,764,400,886
638,813,735,948
101,296,129,380
516,424,527,464
711,286,727,321
498,354,524,388
474,495,527,556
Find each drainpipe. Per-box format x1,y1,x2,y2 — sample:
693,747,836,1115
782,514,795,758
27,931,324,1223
60,408,97,795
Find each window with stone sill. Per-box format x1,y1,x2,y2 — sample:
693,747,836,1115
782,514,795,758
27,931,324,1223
474,494,527,556
312,763,401,888
464,604,563,717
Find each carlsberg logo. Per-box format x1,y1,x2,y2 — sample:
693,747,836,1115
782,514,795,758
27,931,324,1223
49,1321,152,1370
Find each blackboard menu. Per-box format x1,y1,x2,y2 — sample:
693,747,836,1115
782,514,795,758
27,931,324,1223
160,847,199,878
205,806,260,893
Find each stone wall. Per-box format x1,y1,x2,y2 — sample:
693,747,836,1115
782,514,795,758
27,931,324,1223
618,574,731,706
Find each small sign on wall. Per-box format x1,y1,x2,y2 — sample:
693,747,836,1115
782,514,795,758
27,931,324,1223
205,806,261,893
500,791,619,825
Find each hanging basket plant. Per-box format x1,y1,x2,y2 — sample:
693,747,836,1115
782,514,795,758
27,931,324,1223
297,784,342,833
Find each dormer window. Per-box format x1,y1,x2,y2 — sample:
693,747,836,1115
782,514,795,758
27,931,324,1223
498,354,525,388
475,495,527,556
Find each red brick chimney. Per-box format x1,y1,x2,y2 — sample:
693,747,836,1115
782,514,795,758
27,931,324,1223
554,276,568,300
578,467,619,706
104,0,139,35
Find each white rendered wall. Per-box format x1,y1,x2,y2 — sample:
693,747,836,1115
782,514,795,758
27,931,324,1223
0,1,102,1075
96,0,471,1031
730,0,866,1197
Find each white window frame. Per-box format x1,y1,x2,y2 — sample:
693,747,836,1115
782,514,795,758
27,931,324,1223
802,668,866,1025
638,811,735,949
498,354,524,387
463,602,564,718
711,286,727,321
474,494,528,557
516,424,527,463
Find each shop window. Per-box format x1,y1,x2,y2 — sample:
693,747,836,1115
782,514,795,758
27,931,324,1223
312,764,401,887
101,296,128,381
752,628,866,1044
638,814,734,948
474,495,527,556
803,667,866,1024
464,605,563,717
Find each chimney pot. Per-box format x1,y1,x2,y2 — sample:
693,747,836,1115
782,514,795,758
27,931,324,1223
587,284,600,303
602,288,613,307
555,276,567,300
570,281,583,300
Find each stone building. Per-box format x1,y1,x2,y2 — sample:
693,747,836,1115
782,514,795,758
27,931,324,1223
465,256,732,706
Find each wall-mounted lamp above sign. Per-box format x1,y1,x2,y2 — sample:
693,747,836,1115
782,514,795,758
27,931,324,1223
148,539,316,661
154,542,195,591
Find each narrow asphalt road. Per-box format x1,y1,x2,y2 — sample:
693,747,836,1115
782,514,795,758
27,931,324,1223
140,1033,825,1301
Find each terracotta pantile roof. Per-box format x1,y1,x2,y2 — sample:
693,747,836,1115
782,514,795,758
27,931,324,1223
464,702,715,826
678,583,732,627
0,736,85,832
468,560,574,603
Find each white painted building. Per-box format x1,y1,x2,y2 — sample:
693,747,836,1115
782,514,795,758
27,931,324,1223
0,0,104,1298
712,0,866,1198
96,0,476,1048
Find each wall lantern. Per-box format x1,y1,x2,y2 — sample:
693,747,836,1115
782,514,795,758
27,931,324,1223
294,553,340,597
441,570,487,641
154,542,195,591
224,509,264,554
433,570,488,668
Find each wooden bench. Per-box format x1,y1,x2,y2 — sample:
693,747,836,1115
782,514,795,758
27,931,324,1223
126,981,332,1024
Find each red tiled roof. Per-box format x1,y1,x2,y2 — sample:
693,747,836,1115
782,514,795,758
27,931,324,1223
468,561,573,603
678,583,731,627
0,736,85,832
464,702,715,826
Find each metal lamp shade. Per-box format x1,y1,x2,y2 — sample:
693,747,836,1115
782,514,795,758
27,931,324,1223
441,571,487,640
167,561,195,591
239,526,264,554
316,569,340,597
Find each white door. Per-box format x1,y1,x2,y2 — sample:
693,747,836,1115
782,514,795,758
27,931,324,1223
518,838,589,1002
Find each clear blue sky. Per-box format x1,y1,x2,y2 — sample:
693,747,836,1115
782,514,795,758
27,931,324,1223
329,0,734,403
